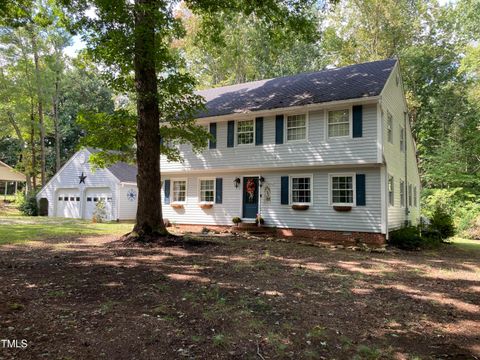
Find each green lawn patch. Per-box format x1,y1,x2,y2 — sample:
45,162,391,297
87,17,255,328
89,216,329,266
0,216,133,245
450,236,480,252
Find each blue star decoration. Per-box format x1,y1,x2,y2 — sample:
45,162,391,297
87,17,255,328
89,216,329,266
79,172,87,184
127,189,137,201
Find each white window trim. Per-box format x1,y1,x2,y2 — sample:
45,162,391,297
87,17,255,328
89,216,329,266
197,177,216,204
236,119,255,147
387,111,394,144
399,179,405,208
289,174,313,205
328,173,356,207
171,178,188,204
325,106,353,140
399,125,405,152
285,113,309,143
388,174,394,207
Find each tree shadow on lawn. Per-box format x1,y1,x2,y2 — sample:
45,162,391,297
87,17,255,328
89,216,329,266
0,234,479,360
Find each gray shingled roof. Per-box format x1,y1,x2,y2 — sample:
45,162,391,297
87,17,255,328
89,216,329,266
107,162,137,183
196,59,396,118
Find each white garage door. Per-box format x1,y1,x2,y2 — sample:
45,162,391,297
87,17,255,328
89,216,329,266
84,188,113,221
56,190,81,218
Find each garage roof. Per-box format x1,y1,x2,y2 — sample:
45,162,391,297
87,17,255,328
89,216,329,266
107,162,137,183
195,58,396,118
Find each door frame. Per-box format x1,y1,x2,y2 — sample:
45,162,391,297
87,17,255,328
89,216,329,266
241,175,260,220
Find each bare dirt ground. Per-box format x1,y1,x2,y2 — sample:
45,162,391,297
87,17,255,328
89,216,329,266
0,231,479,359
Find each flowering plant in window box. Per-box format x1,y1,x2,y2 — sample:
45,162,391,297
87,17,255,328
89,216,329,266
291,204,309,211
199,203,213,209
171,203,184,209
333,205,352,212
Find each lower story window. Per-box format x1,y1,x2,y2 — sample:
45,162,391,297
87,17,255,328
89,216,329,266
291,176,312,204
331,175,354,205
388,176,394,206
173,180,187,203
199,179,215,202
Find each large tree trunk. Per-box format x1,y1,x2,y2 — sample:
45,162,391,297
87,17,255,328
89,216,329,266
53,90,61,172
30,28,46,187
29,102,37,190
130,0,167,239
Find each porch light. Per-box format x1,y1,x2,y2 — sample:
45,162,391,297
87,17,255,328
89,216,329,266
233,177,241,188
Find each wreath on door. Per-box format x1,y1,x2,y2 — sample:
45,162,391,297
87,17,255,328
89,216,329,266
246,178,256,201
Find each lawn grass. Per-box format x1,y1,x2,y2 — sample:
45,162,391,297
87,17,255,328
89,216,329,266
0,216,133,245
450,236,480,252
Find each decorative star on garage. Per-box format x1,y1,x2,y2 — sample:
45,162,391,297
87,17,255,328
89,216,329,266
79,172,87,184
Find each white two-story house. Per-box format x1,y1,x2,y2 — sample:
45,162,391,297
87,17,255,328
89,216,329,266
37,59,420,244
160,58,420,243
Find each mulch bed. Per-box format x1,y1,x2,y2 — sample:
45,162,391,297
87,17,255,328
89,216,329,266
0,232,479,359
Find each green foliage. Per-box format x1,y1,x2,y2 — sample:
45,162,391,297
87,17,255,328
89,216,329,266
231,216,242,226
422,188,480,238
92,198,107,223
390,226,423,250
15,192,38,216
430,205,455,240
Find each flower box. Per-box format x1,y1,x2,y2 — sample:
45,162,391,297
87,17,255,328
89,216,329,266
291,204,309,211
171,203,184,209
199,203,213,209
333,205,352,212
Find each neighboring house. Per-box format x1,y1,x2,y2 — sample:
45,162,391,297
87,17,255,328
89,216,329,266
160,58,420,243
36,149,138,220
0,160,26,196
38,59,420,243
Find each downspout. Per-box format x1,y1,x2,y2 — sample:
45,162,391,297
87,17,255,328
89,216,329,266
404,112,409,225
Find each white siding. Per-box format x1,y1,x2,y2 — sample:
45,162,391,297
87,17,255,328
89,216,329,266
381,65,421,230
117,185,138,220
161,104,379,172
161,167,382,233
36,149,121,220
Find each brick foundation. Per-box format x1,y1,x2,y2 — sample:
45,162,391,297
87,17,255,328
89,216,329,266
172,224,386,247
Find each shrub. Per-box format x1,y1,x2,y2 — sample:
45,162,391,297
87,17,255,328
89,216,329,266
429,205,455,239
15,192,38,216
92,199,108,223
231,216,242,226
390,226,423,250
255,214,265,225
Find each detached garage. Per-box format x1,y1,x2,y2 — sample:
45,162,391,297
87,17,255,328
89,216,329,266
36,148,138,221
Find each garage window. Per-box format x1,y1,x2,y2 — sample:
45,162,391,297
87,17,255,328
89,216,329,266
69,197,74,201
76,197,80,201
63,197,68,201
58,197,62,201
107,197,112,202
87,197,92,202
94,197,98,202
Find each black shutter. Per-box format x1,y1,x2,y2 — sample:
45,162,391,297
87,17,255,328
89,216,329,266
356,174,366,206
281,176,289,205
353,105,363,138
209,122,217,149
215,178,223,204
255,117,263,145
276,115,284,144
227,121,235,148
164,179,171,204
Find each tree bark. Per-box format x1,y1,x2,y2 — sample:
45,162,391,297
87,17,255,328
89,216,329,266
29,101,37,190
30,28,46,187
53,86,61,172
7,111,32,193
131,0,167,239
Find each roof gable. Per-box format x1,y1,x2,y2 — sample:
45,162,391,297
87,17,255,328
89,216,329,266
196,59,396,118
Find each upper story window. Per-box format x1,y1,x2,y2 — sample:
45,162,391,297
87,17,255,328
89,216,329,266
291,176,312,204
237,120,254,145
286,114,307,142
400,179,405,207
199,179,215,203
387,112,393,143
388,175,394,206
400,126,405,152
172,179,187,203
330,174,354,206
408,183,413,207
328,109,350,138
